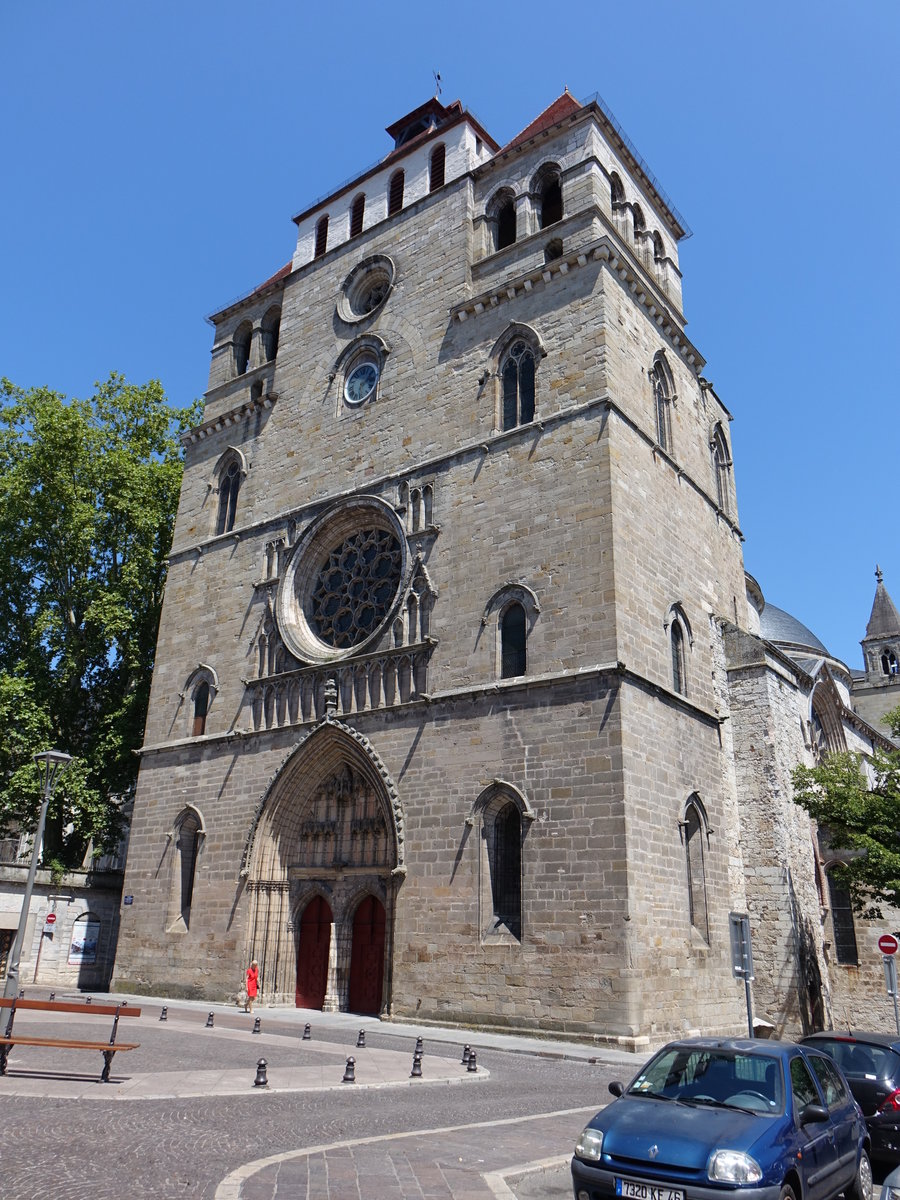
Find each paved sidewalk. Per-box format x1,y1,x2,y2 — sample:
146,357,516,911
3,987,635,1199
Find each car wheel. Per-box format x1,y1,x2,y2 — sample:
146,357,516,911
779,1184,797,1200
846,1150,873,1200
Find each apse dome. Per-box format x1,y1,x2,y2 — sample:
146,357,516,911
759,603,829,656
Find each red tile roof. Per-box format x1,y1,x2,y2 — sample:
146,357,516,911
500,90,582,154
251,261,292,296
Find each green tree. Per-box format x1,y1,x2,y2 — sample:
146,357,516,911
792,706,900,919
0,374,200,866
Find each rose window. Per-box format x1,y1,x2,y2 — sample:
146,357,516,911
310,529,403,649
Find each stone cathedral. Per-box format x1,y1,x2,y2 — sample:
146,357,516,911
112,91,898,1047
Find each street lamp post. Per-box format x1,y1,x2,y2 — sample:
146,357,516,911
3,749,72,998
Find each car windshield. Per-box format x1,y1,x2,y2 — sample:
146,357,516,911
627,1047,785,1114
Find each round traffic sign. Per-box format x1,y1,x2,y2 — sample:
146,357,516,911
878,933,898,955
44,912,57,925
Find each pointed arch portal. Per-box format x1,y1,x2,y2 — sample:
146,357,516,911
244,720,403,1012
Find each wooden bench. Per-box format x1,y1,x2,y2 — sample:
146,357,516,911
0,996,141,1082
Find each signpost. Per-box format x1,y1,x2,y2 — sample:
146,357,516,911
730,912,755,1038
44,912,57,928
880,934,900,1034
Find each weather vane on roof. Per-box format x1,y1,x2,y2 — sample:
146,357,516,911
433,70,441,99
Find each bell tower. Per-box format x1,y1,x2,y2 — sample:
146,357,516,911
852,565,900,742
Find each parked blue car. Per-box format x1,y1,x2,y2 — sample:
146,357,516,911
572,1038,871,1200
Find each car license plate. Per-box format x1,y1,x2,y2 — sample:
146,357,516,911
616,1179,684,1200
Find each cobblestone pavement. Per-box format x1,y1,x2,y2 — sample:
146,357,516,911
0,992,630,1199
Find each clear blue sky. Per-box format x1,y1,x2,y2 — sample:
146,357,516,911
3,1,897,671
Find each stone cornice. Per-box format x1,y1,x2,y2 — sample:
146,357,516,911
181,391,277,447
452,230,703,373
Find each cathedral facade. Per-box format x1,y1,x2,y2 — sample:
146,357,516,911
111,91,895,1047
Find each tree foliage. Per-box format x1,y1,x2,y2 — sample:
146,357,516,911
792,706,900,919
0,374,200,866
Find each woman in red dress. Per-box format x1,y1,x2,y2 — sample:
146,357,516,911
245,960,259,1013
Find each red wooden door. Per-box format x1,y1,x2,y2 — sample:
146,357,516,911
347,895,386,1015
295,895,332,1009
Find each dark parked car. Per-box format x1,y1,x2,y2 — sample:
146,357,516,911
801,1032,900,1165
572,1037,870,1200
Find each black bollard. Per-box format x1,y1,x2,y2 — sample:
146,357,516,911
85,996,92,1004
342,1056,356,1083
252,1016,261,1034
415,1036,424,1056
206,1012,215,1028
302,1023,311,1040
467,1050,478,1073
356,1029,366,1048
18,990,24,998
159,1006,168,1022
48,992,55,1002
461,1044,471,1064
410,1051,423,1078
254,1058,268,1087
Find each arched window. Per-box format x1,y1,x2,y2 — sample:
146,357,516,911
650,355,673,452
827,870,858,964
314,215,329,259
671,622,686,696
260,306,280,362
192,682,210,736
174,810,203,929
632,204,646,235
489,189,516,252
350,194,365,238
653,231,665,262
501,340,536,430
882,651,899,676
429,144,445,191
711,425,732,514
491,802,522,939
388,169,404,215
537,171,562,228
500,602,527,678
233,322,252,376
216,457,242,535
610,172,625,208
683,799,709,942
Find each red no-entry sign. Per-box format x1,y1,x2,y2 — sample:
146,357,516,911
44,913,56,926
878,934,898,955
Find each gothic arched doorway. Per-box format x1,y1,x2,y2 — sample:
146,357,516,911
295,895,332,1009
243,721,405,1011
348,894,386,1015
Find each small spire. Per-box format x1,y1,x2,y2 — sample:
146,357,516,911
877,564,884,584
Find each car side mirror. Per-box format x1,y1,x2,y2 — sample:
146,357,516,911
609,1081,624,1097
800,1103,829,1124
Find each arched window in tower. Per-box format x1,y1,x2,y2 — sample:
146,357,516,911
314,215,329,259
683,799,709,942
671,622,686,696
192,682,210,737
260,306,280,363
651,355,674,452
711,425,732,515
537,170,562,228
350,194,366,238
882,650,899,676
632,203,646,235
827,870,858,964
490,802,522,939
233,321,252,376
610,172,625,209
216,454,242,536
489,189,517,252
388,169,405,216
429,143,445,191
500,602,527,678
653,231,665,262
501,340,536,430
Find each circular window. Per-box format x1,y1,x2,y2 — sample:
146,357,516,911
344,360,379,406
338,255,395,323
276,498,408,664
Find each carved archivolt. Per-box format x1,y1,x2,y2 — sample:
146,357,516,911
240,715,406,880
